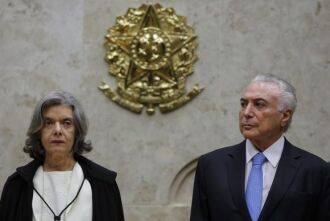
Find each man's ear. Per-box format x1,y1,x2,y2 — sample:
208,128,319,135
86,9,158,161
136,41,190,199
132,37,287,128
281,108,293,128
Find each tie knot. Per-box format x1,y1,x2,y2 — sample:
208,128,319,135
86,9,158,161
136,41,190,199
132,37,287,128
252,152,266,166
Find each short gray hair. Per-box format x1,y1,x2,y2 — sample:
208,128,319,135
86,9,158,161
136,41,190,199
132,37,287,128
23,90,92,160
251,73,297,132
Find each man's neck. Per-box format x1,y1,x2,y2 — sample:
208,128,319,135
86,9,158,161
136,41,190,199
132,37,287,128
250,134,283,151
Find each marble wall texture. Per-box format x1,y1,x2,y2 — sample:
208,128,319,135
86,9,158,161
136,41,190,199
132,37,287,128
0,0,329,220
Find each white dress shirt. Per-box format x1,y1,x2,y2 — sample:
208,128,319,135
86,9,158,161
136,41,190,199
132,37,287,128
245,136,285,208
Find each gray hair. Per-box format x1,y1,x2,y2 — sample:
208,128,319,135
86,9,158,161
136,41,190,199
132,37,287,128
23,90,92,160
251,73,297,132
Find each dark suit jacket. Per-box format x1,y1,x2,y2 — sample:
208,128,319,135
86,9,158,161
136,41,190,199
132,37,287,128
190,139,330,221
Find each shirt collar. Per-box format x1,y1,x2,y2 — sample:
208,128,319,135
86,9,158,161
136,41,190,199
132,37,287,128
246,136,285,168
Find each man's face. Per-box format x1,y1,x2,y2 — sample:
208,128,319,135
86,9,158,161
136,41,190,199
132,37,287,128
239,82,291,148
41,105,75,158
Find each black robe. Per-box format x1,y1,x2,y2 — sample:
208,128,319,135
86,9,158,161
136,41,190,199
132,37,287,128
0,155,125,221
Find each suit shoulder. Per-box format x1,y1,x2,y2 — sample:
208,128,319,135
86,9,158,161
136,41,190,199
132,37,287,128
286,143,329,173
290,144,327,165
199,142,244,163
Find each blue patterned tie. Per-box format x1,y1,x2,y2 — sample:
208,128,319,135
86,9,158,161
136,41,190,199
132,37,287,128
246,152,266,221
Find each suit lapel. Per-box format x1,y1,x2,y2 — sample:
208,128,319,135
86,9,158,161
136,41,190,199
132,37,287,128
259,139,301,220
226,141,252,221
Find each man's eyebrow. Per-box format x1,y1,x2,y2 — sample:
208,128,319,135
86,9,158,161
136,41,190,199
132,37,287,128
240,97,268,103
254,98,267,102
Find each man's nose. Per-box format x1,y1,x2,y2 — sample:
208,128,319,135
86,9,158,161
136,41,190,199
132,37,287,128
242,103,254,117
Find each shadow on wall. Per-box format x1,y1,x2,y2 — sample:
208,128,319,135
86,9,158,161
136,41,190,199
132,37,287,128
169,158,198,206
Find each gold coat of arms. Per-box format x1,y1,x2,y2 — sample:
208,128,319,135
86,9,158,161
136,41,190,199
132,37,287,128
99,4,203,115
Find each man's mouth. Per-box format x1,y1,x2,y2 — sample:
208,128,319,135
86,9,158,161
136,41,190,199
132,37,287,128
241,124,255,129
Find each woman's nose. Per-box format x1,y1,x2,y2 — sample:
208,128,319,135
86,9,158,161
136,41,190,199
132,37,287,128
53,122,62,134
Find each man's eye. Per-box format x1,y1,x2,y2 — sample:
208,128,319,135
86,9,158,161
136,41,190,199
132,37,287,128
240,101,247,108
255,102,266,108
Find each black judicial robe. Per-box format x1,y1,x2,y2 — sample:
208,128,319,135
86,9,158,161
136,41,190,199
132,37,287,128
0,155,125,221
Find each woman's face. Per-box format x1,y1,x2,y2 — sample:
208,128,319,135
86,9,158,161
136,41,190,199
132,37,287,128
41,105,75,158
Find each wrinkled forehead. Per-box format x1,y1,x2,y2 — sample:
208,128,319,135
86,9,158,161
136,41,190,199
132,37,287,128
42,104,74,118
242,82,281,101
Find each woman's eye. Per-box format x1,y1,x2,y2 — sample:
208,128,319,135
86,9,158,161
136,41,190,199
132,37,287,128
63,120,73,127
43,120,54,128
45,120,52,125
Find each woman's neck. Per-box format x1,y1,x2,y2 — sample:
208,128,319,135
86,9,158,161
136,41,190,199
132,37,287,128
43,154,76,171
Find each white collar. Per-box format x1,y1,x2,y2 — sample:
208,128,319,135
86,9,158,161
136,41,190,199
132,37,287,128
246,136,285,168
32,162,85,221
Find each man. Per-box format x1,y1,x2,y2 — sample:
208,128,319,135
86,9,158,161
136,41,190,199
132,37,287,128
190,74,330,221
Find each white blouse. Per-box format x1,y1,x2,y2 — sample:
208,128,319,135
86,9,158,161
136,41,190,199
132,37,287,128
32,162,92,221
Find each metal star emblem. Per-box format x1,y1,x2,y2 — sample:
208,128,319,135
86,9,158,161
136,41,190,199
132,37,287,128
99,4,203,115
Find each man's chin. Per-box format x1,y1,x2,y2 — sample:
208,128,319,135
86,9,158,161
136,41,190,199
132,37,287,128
241,131,257,140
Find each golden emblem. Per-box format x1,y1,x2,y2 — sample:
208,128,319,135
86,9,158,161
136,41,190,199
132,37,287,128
99,4,203,115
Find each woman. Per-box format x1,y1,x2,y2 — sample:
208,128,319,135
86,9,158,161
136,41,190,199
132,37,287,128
0,90,124,221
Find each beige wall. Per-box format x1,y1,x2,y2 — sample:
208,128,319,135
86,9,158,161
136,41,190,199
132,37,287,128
0,0,329,220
